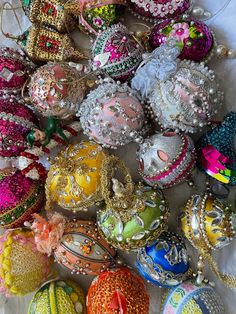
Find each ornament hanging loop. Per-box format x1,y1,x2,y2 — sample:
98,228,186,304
0,2,23,40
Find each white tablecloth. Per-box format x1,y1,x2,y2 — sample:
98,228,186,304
0,0,236,313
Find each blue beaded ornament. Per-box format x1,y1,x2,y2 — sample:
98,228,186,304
136,232,190,288
197,112,236,185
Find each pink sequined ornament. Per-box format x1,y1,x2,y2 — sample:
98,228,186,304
0,47,34,102
137,132,196,189
150,18,214,62
128,0,191,21
92,23,143,81
78,80,146,148
28,62,86,119
0,170,45,229
0,100,38,159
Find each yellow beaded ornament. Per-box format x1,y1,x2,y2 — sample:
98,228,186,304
181,193,236,288
28,280,86,314
46,141,107,212
0,229,51,296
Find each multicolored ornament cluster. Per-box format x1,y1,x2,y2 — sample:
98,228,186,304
0,1,235,313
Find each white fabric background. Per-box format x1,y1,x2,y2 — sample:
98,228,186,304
0,0,236,313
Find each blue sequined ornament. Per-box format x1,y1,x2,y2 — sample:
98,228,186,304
197,112,236,185
136,232,190,288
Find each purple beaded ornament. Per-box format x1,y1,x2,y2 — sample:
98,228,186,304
0,100,38,159
128,0,191,22
150,18,214,62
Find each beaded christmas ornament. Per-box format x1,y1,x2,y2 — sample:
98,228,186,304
128,0,191,22
131,40,223,133
136,232,190,288
197,112,236,185
87,267,150,314
97,156,169,251
92,23,143,81
65,0,127,35
0,100,38,159
181,193,236,287
150,18,215,62
5,25,88,63
137,132,196,189
162,280,225,314
78,79,146,148
22,0,76,33
0,229,51,296
45,141,106,212
0,47,34,102
0,170,45,229
28,280,86,314
27,62,87,119
31,213,117,275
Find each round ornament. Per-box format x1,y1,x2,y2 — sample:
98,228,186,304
28,280,86,314
0,47,34,102
162,280,225,314
136,232,190,287
28,62,86,119
46,141,106,212
131,40,223,133
197,112,236,185
97,156,169,250
128,0,191,22
65,0,127,35
181,193,236,252
78,80,146,148
0,170,45,229
87,267,150,314
137,132,196,189
0,229,51,296
0,100,38,159
92,23,143,81
22,0,76,33
150,18,214,62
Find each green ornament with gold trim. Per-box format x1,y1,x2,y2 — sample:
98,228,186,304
28,280,86,314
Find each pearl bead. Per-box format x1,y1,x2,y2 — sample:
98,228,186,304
227,49,236,58
216,45,228,58
192,6,204,17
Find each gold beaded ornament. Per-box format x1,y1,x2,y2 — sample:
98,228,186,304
22,0,77,33
181,193,236,288
45,141,107,212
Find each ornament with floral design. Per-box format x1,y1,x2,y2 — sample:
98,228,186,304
150,18,214,62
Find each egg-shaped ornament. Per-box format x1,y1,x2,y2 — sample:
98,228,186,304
0,100,38,159
137,132,196,189
64,0,127,36
0,47,35,102
0,170,45,229
181,193,236,288
136,232,190,288
92,23,143,81
197,112,236,185
128,0,191,22
87,267,150,314
78,80,146,148
28,280,86,314
150,18,214,62
46,141,106,212
162,280,225,314
97,156,169,251
31,213,117,275
131,40,223,133
28,62,87,119
0,229,51,296
21,0,76,33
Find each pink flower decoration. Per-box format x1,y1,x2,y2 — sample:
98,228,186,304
31,213,66,256
164,304,175,314
93,17,104,28
181,282,195,293
170,22,190,42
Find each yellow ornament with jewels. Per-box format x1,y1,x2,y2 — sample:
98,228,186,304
28,280,86,314
46,141,106,212
181,193,236,288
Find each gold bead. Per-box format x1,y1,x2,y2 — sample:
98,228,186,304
216,45,228,58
